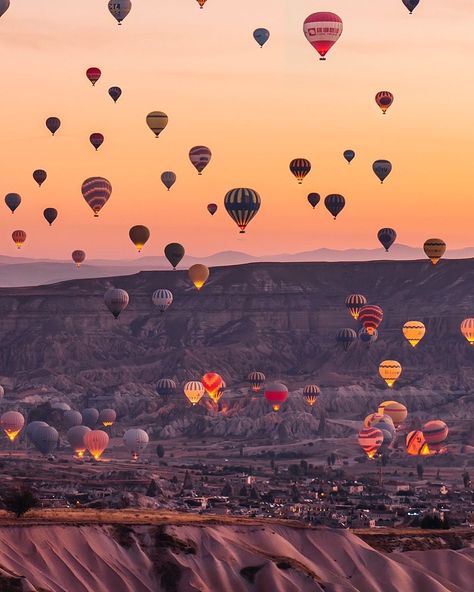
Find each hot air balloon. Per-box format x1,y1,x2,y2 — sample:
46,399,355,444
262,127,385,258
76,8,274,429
51,401,71,412
336,328,358,352
104,288,129,319
72,250,86,267
123,428,149,460
289,159,311,184
207,203,218,216
359,304,384,335
81,177,112,217
189,264,209,290
189,146,212,175
184,381,205,406
164,243,185,269
46,117,61,135
358,427,383,459
422,420,448,452
108,0,132,24
1,411,24,442
303,12,343,60
64,410,82,429
90,133,104,151
345,294,367,320
378,228,397,252
402,321,426,348
32,426,59,455
303,384,320,407
0,385,4,399
84,430,109,460
373,160,392,183
253,28,270,48
406,430,430,456
43,208,58,226
402,0,420,14
67,425,91,458
12,230,26,249
307,193,320,209
196,0,207,8
33,169,47,187
359,327,378,345
202,373,224,402
248,371,265,393
343,150,355,164
152,289,173,313
264,382,288,412
423,238,446,265
129,225,150,252
460,318,474,345
0,1,10,19
146,111,168,138
26,421,49,443
99,409,116,428
363,412,384,429
379,360,402,388
86,67,101,86
109,86,122,103
224,187,261,233
378,401,408,428
161,171,176,191
375,91,394,114
5,193,21,213
156,378,177,398
82,408,99,429
324,194,345,219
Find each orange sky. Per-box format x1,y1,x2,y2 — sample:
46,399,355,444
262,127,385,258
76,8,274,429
0,0,472,259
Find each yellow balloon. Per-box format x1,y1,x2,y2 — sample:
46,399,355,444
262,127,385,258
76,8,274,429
188,264,209,290
184,381,205,405
377,400,407,427
460,318,474,345
146,111,168,138
379,360,402,388
423,238,446,265
402,320,426,348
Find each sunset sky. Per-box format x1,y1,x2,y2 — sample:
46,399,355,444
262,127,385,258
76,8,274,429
0,1,472,259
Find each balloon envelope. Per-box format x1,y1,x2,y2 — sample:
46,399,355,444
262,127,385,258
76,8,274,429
129,225,150,252
358,427,383,459
248,371,265,393
207,203,218,216
12,230,26,249
82,408,99,428
156,378,177,398
84,430,109,460
253,28,270,47
46,117,61,135
67,425,91,457
90,133,104,150
32,426,59,455
423,238,446,265
152,289,173,313
324,194,345,219
264,382,288,412
373,160,392,183
164,243,185,269
345,294,367,320
86,67,101,86
289,159,311,183
379,360,402,388
402,0,420,14
460,318,474,345
336,328,357,352
378,401,408,427
307,193,320,209
303,12,343,60
99,408,116,427
402,321,426,347
33,169,47,187
224,188,261,233
343,150,355,163
123,428,149,458
81,177,112,217
64,410,82,429
146,111,168,137
188,264,209,290
375,91,394,114
1,411,24,442
0,1,10,19
359,305,383,334
108,0,132,24
184,381,205,405
104,288,129,319
377,228,397,252
189,146,212,174
72,250,86,267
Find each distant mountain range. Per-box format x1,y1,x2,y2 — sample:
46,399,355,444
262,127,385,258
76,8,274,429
1,244,473,287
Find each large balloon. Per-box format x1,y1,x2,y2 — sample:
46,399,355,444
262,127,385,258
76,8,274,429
188,264,209,290
264,382,288,412
336,328,357,352
5,193,21,213
82,408,99,428
146,111,168,138
307,193,320,209
406,430,430,456
0,1,10,19
303,384,320,407
196,0,207,7
202,372,224,403
379,360,402,388
378,401,407,427
12,230,26,249
108,86,122,103
67,425,91,457
403,321,426,348
375,91,394,114
43,208,58,226
33,169,47,187
46,117,61,135
460,318,474,345
104,288,129,319
373,160,392,184
99,409,116,427
253,28,270,48
161,171,176,191
189,146,212,175
72,250,86,267
359,304,383,335
108,0,132,24
184,381,205,405
358,427,383,459
84,430,109,460
377,228,397,252
343,150,355,164
402,0,420,14
359,327,378,345
129,225,150,252
1,411,24,442
207,203,218,216
324,194,345,219
164,243,185,269
345,294,367,320
32,425,59,455
86,67,101,86
64,410,82,429
152,289,173,313
303,12,343,60
156,378,177,398
289,159,311,184
248,371,265,393
81,177,112,217
90,133,104,151
423,238,446,265
123,428,149,459
224,187,261,233
422,420,448,451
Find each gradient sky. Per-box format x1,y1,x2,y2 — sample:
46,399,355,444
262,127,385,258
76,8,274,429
0,1,472,259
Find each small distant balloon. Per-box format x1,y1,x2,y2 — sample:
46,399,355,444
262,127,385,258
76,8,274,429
343,150,355,164
43,208,58,226
359,304,384,335
207,203,218,216
81,177,112,217
373,160,392,183
253,28,270,48
108,86,122,103
402,321,426,348
33,169,47,187
189,264,209,291
324,194,345,219
196,0,207,8
108,0,132,24
307,193,320,209
72,250,86,267
129,225,150,252
377,228,397,252
290,159,311,184
303,12,343,60
161,171,176,191
86,67,101,86
164,243,185,269
402,0,420,14
375,91,394,114
146,111,168,138
189,146,212,175
0,1,10,19
12,230,26,249
90,133,104,151
46,117,61,136
5,193,21,214
460,318,474,345
336,328,358,352
104,288,129,319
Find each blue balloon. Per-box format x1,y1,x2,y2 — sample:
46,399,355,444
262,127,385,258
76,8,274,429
253,28,270,48
343,150,355,164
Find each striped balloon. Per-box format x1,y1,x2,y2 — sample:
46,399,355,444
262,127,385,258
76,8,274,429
224,188,261,233
90,133,104,151
189,146,212,174
406,430,430,456
207,203,218,216
359,304,383,335
336,328,357,352
84,430,109,460
373,160,392,183
343,150,355,164
12,230,26,249
378,400,407,427
379,360,402,388
358,427,383,459
156,378,177,398
402,320,426,347
5,193,21,213
363,412,384,429
72,250,86,267
290,158,311,183
161,171,176,191
152,289,173,313
378,228,397,252
86,67,101,86
303,384,320,407
423,238,446,265
345,294,367,320
81,177,112,217
248,371,265,393
375,91,394,114
324,194,345,219
264,382,288,412
108,0,132,24
146,111,168,138
460,318,474,345
104,288,129,319
423,420,448,447
184,381,205,406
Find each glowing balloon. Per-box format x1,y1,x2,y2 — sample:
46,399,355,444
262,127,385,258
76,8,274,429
1,411,24,442
402,321,426,347
422,420,448,450
81,177,112,217
123,428,149,459
359,304,384,335
99,409,116,428
373,160,392,183
324,194,345,219
290,159,311,184
104,288,129,319
375,91,394,114
378,400,408,427
164,243,185,269
224,187,261,233
84,430,109,460
423,238,446,265
188,264,209,290
72,250,86,267
303,384,320,407
156,378,176,398
129,225,150,252
264,382,289,412
184,381,205,405
253,28,270,48
358,427,383,459
189,146,212,175
460,318,474,345
86,67,101,86
345,294,367,320
336,328,357,352
379,360,402,388
303,12,343,60
248,371,265,393
161,171,176,191
146,111,168,138
152,289,173,313
12,230,26,249
108,0,132,24
378,228,397,252
33,169,47,187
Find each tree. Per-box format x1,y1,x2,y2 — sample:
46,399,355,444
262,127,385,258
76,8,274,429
436,469,441,480
182,471,193,491
221,482,233,497
463,470,471,489
2,487,40,518
417,463,424,480
300,460,308,476
146,479,158,497
290,484,301,503
330,453,337,466
156,445,165,459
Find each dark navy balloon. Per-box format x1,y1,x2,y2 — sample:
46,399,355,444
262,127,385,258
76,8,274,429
33,169,47,187
343,150,355,164
253,28,270,48
46,117,61,136
402,0,420,14
336,328,358,352
377,228,397,252
44,208,58,226
5,193,21,213
108,86,122,103
373,160,392,184
324,194,345,219
307,193,320,209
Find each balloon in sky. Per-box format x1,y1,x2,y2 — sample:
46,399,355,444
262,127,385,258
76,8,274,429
189,146,212,175
307,193,320,209
196,0,207,8
343,150,355,164
156,378,177,398
373,160,392,183
0,1,10,19
81,177,112,217
184,381,205,405
336,328,358,352
264,382,288,412
207,203,218,216
1,411,24,442
202,372,224,402
104,288,129,319
84,430,109,460
33,169,47,187
129,225,150,252
289,158,311,184
358,427,383,459
378,400,408,428
423,238,446,265
402,0,420,14
161,171,176,191
32,425,59,455
345,294,367,320
303,12,343,60
146,111,168,138
99,408,116,427
67,426,91,458
379,360,402,388
253,28,270,48
406,430,430,456
108,86,122,103
164,243,185,269
46,117,61,136
460,318,474,345
188,264,209,290
152,289,173,313
123,428,149,459
375,91,394,114
248,371,265,393
303,384,320,407
324,194,345,219
377,228,397,252
224,187,261,233
90,133,104,151
403,321,426,347
43,207,58,226
12,230,26,249
86,67,101,86
108,0,132,24
5,193,21,213
359,304,384,335
72,250,86,267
